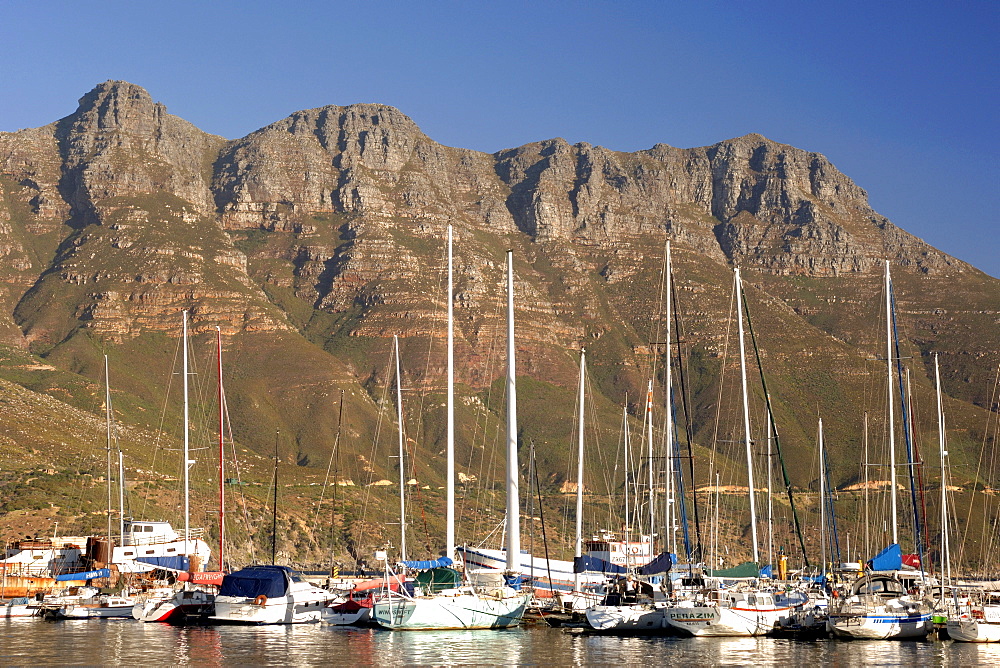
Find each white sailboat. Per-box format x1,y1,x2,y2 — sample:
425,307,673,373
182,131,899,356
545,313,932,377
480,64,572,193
134,322,228,623
664,268,789,637
585,242,679,634
373,235,530,630
944,353,1000,642
826,261,932,640
460,348,649,609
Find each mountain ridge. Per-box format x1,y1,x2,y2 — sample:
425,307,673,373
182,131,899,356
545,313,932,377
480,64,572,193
0,81,995,564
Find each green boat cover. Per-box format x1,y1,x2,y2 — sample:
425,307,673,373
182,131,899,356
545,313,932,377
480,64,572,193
414,567,461,593
705,561,760,578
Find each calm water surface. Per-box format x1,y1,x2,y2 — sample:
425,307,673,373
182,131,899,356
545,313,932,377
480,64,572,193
3,620,1000,666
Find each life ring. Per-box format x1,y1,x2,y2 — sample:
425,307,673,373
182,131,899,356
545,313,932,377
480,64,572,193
253,595,268,606
629,546,641,554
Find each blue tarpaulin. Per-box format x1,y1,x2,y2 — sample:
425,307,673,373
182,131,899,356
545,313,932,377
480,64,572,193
218,565,291,599
759,565,773,578
504,574,524,591
55,568,110,581
573,555,627,575
137,556,190,571
637,552,675,575
400,557,454,570
868,543,902,572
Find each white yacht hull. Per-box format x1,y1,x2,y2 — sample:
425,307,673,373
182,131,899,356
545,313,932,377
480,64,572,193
43,598,136,619
211,594,330,624
321,606,371,626
827,611,932,639
585,604,665,633
947,618,1000,643
133,588,215,623
373,592,529,630
664,604,789,637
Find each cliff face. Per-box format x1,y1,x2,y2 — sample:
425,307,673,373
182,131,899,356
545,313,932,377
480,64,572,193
0,81,995,485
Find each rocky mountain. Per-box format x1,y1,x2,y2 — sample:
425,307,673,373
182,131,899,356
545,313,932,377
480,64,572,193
0,81,996,564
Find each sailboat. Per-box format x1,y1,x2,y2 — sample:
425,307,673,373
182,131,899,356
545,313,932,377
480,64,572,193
945,354,1000,642
372,235,530,630
133,322,228,622
664,268,790,637
585,242,682,634
460,348,649,609
826,261,932,640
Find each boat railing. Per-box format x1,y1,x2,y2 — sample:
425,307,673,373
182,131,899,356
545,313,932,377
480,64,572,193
125,528,205,547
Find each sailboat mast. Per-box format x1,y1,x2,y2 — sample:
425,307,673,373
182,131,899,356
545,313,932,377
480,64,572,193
446,225,455,561
819,418,827,575
394,335,407,561
105,355,112,540
864,412,871,558
271,431,279,563
622,405,631,563
217,326,225,571
505,250,520,571
885,261,899,545
574,348,586,592
766,411,774,571
646,380,655,550
735,268,760,563
664,241,675,556
182,311,190,558
935,354,951,587
118,450,125,544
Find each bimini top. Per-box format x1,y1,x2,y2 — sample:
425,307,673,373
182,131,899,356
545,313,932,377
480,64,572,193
219,565,296,599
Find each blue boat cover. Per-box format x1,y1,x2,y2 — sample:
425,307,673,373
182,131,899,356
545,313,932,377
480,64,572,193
55,568,110,581
868,543,902,571
637,552,674,575
504,574,524,591
573,555,627,575
218,565,291,598
759,564,773,578
400,557,454,570
136,556,190,571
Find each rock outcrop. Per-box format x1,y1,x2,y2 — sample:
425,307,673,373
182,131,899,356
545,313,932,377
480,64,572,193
0,81,995,475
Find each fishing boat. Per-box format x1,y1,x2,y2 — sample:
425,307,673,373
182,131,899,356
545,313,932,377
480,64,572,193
373,238,530,630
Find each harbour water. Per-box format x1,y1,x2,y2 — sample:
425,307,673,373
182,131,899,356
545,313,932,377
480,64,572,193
3,620,1000,666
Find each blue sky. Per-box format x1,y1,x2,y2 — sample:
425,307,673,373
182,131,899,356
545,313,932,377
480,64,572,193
1,1,996,277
